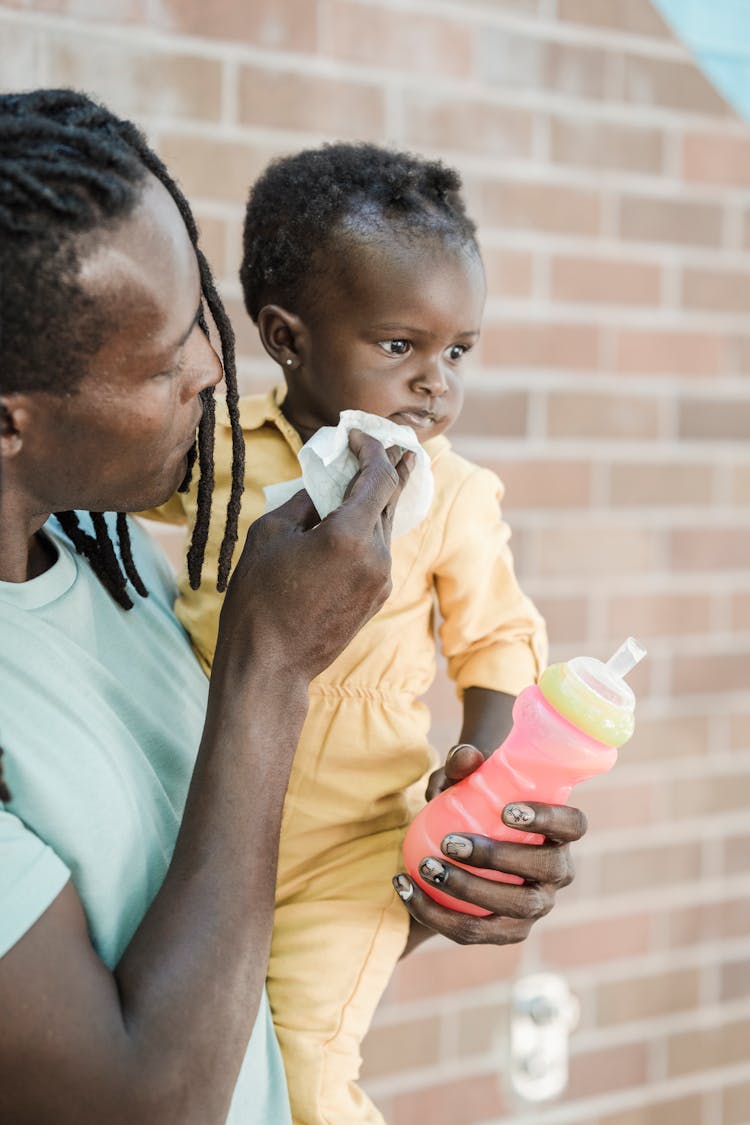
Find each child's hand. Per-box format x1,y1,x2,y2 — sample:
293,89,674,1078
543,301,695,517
424,742,486,801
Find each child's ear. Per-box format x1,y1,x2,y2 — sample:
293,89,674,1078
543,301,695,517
256,305,307,370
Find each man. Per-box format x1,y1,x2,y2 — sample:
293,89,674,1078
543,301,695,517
0,90,584,1123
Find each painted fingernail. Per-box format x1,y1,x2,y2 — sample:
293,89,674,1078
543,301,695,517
442,834,473,860
504,803,536,826
419,857,448,885
393,874,414,902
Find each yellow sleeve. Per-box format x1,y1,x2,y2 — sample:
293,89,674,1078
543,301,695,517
435,465,547,696
136,491,189,527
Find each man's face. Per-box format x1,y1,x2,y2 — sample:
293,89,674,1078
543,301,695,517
280,234,486,444
13,174,223,518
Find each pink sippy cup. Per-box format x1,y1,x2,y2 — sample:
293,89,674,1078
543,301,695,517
402,637,647,916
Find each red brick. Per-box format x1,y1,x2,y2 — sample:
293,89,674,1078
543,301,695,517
323,1,472,78
46,40,222,121
599,1096,704,1125
481,180,602,236
607,592,712,640
669,769,750,818
237,66,385,139
731,591,750,626
403,93,533,158
477,27,608,98
546,391,661,440
451,390,528,438
731,712,750,750
541,913,651,968
684,132,750,187
669,898,750,947
533,524,660,577
3,0,146,18
610,461,713,505
622,55,731,116
195,215,228,281
158,134,280,205
627,712,710,764
720,957,750,1003
581,781,657,833
724,1081,750,1125
614,328,725,376
598,967,701,1024
682,266,750,313
671,527,750,570
551,255,662,306
482,458,592,509
389,1073,507,1125
672,649,750,696
456,1000,510,1058
155,0,317,50
679,397,750,441
550,117,664,175
668,1016,750,1076
599,842,702,896
534,595,589,646
558,0,671,37
481,321,600,369
620,195,723,247
482,248,535,299
390,942,523,1004
360,1015,440,1080
568,1041,649,1099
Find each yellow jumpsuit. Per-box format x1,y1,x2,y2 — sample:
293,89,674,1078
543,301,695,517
143,388,546,1125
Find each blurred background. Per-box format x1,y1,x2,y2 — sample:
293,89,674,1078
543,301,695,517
2,1,749,1121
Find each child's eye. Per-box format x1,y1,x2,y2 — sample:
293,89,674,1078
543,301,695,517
378,339,411,356
446,344,469,361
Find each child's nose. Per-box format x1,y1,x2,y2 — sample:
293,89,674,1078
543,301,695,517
411,358,448,397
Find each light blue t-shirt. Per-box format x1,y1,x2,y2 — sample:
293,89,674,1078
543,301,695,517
0,515,291,1125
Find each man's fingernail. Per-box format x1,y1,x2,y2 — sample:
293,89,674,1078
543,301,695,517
393,874,414,902
442,834,473,860
504,803,536,827
419,857,448,885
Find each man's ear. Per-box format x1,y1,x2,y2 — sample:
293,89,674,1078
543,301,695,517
0,395,30,459
256,305,308,372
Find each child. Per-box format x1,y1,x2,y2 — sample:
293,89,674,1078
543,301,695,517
145,143,546,1125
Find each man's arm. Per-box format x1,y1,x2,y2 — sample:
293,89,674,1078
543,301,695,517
0,435,408,1125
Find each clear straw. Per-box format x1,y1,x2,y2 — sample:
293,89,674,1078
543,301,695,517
606,636,647,680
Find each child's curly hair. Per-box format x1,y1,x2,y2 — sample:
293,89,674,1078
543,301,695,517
240,142,479,321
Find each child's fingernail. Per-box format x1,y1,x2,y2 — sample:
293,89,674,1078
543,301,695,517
504,803,536,827
446,743,474,765
442,834,473,860
393,874,414,902
419,857,448,885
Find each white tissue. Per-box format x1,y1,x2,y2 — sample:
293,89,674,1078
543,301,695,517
263,410,434,538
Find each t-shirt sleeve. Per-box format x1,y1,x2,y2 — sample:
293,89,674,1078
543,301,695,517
435,465,548,696
0,810,70,958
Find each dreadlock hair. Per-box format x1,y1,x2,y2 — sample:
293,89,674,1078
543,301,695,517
240,141,479,323
0,88,245,609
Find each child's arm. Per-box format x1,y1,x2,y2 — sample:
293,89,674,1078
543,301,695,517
459,686,515,756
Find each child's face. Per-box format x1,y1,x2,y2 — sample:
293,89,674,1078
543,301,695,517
282,235,486,444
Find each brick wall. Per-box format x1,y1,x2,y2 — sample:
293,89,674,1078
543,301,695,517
3,1,750,1122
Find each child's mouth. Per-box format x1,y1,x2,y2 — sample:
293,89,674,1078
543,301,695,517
390,409,441,429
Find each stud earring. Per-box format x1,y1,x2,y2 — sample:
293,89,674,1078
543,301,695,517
285,358,293,367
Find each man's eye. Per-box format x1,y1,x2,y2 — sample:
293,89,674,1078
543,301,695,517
378,339,411,356
447,344,468,361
